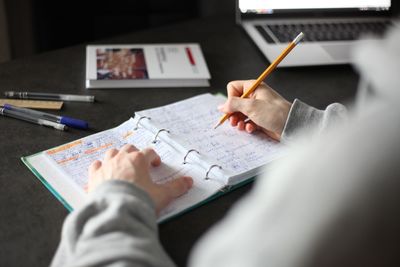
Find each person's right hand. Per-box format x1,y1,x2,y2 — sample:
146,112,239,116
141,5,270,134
218,80,292,141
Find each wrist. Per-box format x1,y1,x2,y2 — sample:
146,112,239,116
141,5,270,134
277,100,292,137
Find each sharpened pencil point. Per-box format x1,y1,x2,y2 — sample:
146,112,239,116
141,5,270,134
214,122,221,129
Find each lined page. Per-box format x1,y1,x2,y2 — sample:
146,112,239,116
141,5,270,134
42,118,223,220
137,94,284,180
44,118,201,192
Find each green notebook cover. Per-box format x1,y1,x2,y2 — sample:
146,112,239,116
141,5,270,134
22,154,73,212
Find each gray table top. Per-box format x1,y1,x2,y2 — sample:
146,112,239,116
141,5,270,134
0,16,358,266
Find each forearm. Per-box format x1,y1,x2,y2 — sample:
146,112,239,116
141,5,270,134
51,180,176,267
281,99,348,142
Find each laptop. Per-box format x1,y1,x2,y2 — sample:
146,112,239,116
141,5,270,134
237,0,396,67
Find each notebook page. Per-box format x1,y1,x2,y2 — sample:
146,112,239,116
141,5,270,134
42,118,223,220
136,94,284,182
45,118,171,192
132,112,228,183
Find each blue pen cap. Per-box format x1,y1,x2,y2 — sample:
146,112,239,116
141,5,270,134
60,117,88,129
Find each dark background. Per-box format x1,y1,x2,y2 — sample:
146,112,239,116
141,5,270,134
5,0,399,60
4,0,234,59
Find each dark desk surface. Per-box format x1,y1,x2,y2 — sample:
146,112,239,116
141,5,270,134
0,16,358,267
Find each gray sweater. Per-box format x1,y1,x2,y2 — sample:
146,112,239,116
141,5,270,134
51,28,400,267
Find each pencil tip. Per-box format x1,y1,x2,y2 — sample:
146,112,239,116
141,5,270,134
214,122,221,129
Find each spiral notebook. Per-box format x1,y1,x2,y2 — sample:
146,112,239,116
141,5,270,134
22,94,284,222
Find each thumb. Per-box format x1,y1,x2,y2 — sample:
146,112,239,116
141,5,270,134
154,176,193,213
164,176,193,198
219,97,253,116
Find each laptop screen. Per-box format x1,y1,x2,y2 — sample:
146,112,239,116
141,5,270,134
239,0,391,15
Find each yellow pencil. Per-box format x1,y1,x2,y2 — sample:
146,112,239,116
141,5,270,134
214,32,304,129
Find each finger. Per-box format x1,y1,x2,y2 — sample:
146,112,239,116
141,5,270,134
237,120,245,131
160,176,193,207
245,121,257,133
105,148,119,160
153,176,193,213
165,176,193,197
229,114,239,126
89,160,102,176
89,160,102,171
120,144,139,153
231,112,248,128
141,148,161,167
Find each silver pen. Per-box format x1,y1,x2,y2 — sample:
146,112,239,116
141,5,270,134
0,107,67,131
4,104,88,129
4,91,95,102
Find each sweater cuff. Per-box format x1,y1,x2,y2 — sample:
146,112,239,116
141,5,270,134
89,180,156,211
281,99,324,143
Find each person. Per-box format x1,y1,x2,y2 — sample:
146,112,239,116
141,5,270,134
51,28,400,267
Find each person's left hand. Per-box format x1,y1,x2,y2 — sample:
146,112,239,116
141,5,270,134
88,144,193,214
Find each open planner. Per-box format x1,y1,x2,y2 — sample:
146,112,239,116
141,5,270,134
22,94,284,222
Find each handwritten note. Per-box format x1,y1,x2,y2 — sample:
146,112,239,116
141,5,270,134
45,119,197,192
137,94,283,175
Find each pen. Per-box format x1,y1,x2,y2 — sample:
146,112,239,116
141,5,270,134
214,32,304,129
0,107,67,131
3,104,89,129
4,91,95,102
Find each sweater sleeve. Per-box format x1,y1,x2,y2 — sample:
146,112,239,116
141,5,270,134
50,180,176,267
281,99,348,143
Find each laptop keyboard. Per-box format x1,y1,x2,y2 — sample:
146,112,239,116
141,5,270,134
256,21,393,43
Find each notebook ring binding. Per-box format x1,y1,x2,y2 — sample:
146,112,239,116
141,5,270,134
205,164,222,180
183,149,200,164
134,116,151,130
152,129,170,143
